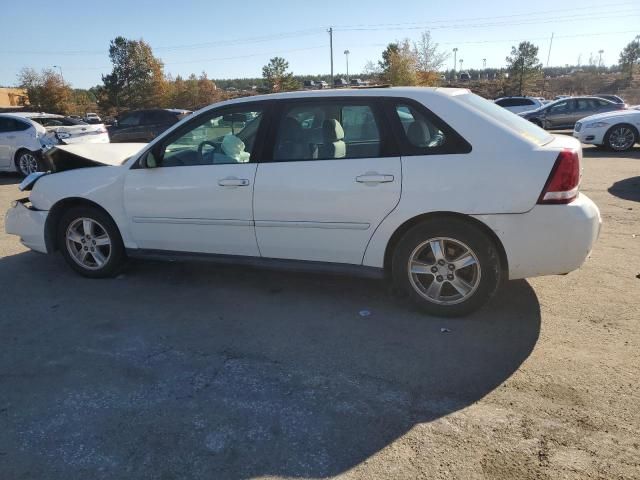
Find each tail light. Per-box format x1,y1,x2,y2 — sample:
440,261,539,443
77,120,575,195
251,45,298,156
537,149,580,204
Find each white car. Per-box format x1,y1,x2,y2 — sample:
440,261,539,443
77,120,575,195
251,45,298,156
5,88,601,316
84,112,101,124
11,112,109,145
573,109,640,152
494,96,545,114
0,113,58,176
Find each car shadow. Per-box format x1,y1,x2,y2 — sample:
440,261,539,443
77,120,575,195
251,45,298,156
608,176,640,202
0,173,21,185
582,145,640,159
0,252,541,479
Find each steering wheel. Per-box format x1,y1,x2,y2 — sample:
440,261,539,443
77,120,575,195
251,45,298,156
197,140,217,164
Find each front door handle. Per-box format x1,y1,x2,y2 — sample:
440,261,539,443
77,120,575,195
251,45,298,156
356,173,394,184
218,177,250,187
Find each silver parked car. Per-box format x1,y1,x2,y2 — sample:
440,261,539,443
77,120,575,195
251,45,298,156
519,96,625,130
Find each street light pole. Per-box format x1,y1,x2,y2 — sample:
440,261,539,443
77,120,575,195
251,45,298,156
53,65,64,84
327,27,334,86
598,50,604,68
452,48,458,80
344,50,350,83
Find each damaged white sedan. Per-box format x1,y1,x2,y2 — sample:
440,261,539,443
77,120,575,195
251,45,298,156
5,88,602,316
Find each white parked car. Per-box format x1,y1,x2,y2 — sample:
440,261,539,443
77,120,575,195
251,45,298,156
573,109,640,151
5,88,601,316
11,112,109,145
494,96,545,114
0,113,58,176
84,112,102,124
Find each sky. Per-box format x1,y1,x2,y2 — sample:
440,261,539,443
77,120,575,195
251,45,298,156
0,0,638,89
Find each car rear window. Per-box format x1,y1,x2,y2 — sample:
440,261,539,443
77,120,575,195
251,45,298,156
462,93,553,145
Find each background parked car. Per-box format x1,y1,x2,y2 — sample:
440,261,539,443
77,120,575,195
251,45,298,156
84,112,102,124
519,96,625,130
494,96,545,114
109,108,191,143
573,108,640,152
350,78,366,86
12,112,109,145
333,78,348,88
303,80,316,89
0,113,58,176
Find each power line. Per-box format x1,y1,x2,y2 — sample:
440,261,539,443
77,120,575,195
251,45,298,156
333,1,637,29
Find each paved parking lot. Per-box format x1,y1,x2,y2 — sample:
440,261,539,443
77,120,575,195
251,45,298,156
0,146,638,479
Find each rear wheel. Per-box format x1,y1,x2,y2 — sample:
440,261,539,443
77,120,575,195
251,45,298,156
57,206,125,278
392,218,502,317
605,124,637,152
15,150,43,177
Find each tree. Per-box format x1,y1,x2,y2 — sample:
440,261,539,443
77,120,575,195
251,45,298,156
619,36,640,79
101,36,166,111
505,41,542,95
379,40,418,86
262,57,298,92
413,31,449,74
17,67,73,114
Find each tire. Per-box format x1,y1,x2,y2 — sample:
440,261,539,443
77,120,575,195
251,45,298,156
15,149,43,177
57,206,125,278
604,124,638,152
391,218,502,317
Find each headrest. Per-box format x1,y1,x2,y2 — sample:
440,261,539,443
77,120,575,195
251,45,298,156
322,119,344,142
407,121,430,147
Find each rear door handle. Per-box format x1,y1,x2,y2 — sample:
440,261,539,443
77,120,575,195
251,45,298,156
218,177,250,187
356,174,394,184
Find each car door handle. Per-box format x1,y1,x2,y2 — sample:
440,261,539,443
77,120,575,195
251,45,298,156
356,174,394,184
218,177,250,187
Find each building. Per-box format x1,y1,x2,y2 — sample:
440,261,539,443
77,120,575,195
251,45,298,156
0,88,29,108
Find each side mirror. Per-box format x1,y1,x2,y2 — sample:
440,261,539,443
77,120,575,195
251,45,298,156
142,149,161,168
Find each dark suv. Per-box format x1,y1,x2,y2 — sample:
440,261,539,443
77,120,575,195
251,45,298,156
109,109,191,143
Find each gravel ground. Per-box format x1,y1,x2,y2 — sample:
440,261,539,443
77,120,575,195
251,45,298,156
0,145,638,479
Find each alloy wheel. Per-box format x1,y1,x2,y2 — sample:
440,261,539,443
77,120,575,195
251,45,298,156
18,153,39,176
407,237,482,306
609,127,636,151
65,217,112,271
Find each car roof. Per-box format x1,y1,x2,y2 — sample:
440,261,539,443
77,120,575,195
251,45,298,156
5,111,63,118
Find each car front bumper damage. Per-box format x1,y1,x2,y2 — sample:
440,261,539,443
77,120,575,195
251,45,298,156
5,199,49,253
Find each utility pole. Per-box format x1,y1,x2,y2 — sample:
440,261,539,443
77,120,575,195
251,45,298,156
453,47,458,80
344,50,350,83
482,58,486,81
598,50,604,68
519,59,525,95
328,27,334,87
53,65,64,84
546,32,554,67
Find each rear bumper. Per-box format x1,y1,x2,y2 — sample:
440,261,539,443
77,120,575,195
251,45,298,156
474,193,601,280
5,199,49,253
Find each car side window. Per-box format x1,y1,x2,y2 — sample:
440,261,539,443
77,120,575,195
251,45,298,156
145,110,171,124
119,112,142,127
0,118,30,132
394,104,446,149
576,99,593,112
596,99,610,107
548,101,569,114
154,107,264,168
273,102,381,161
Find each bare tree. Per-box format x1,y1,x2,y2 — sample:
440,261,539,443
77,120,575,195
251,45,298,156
413,31,449,72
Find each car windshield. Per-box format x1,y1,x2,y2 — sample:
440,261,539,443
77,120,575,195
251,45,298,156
460,93,553,145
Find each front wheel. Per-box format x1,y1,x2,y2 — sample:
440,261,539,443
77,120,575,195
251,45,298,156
604,124,637,152
15,150,43,177
392,218,502,317
58,206,125,278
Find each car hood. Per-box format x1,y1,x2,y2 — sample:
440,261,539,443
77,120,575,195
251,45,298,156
577,109,640,123
42,143,147,173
